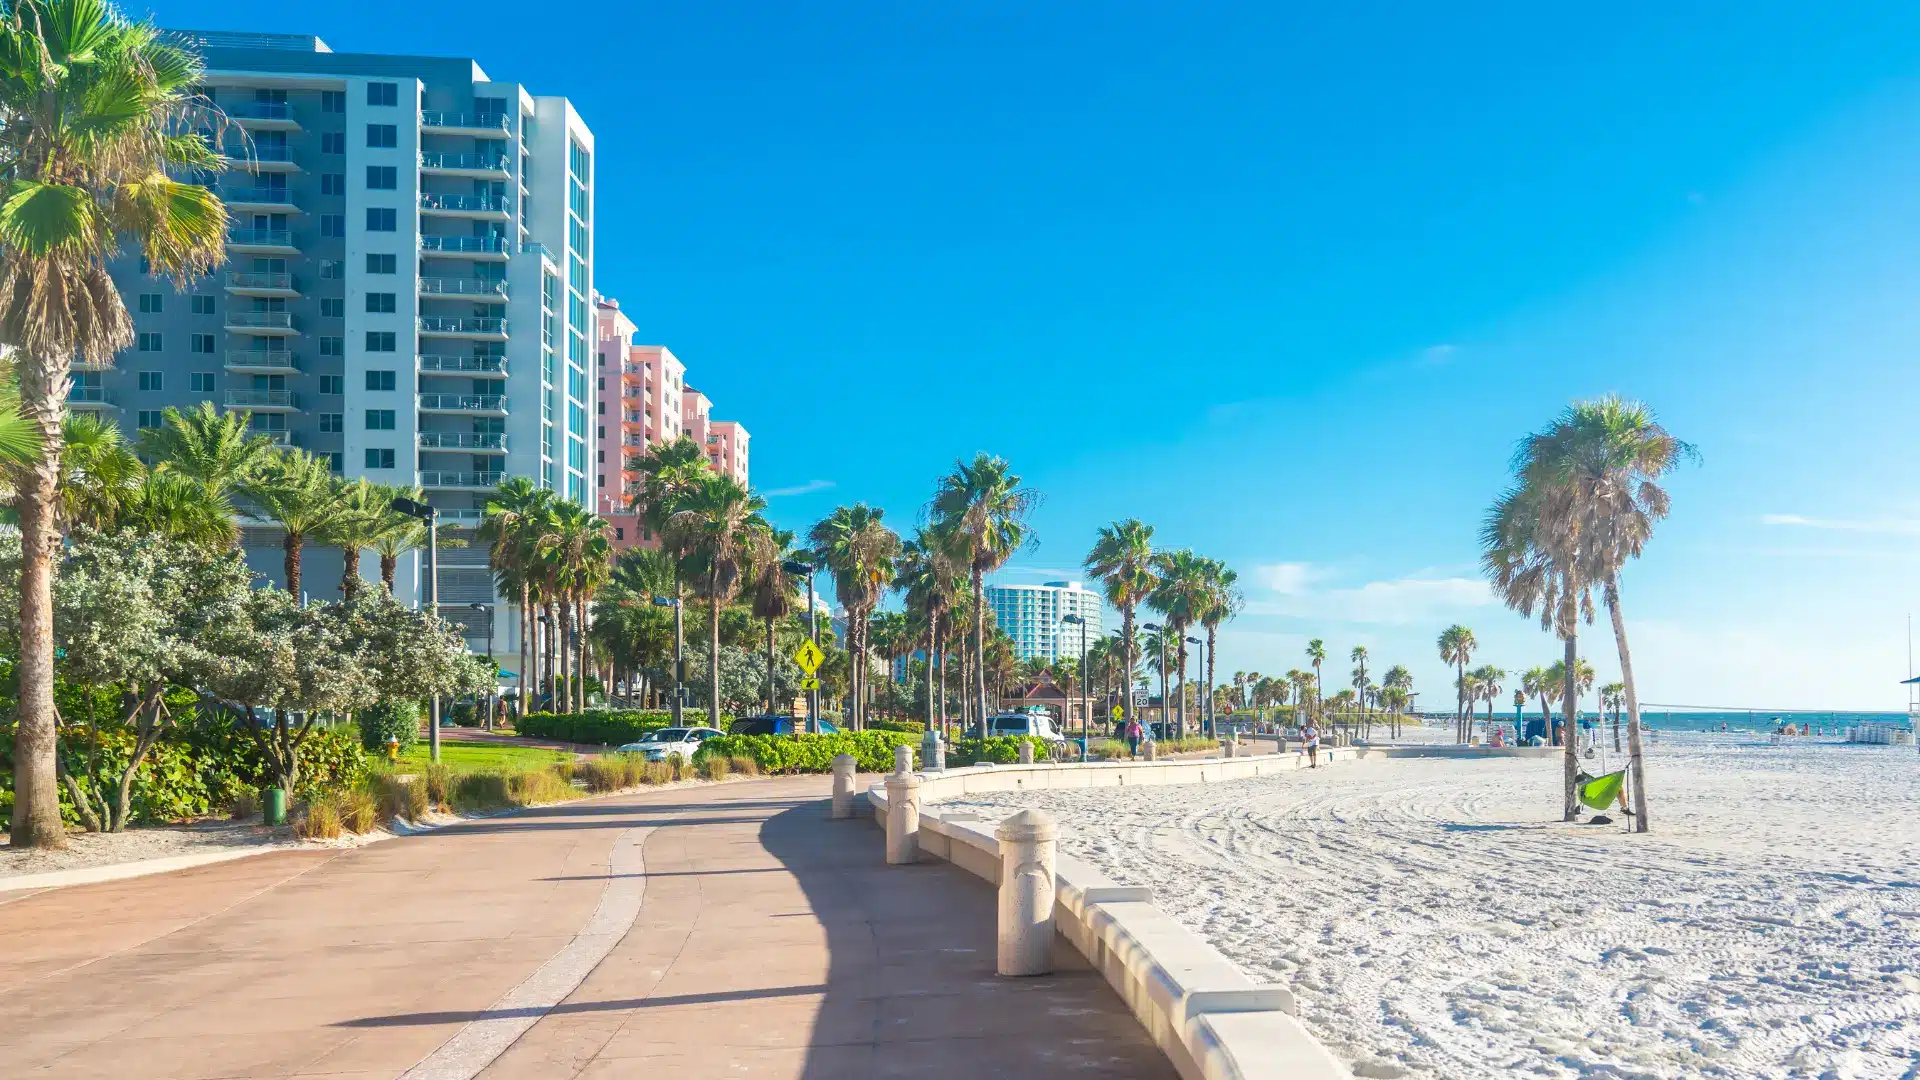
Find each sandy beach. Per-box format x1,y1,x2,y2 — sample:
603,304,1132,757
946,733,1920,1079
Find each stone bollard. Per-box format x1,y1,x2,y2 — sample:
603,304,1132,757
894,743,915,775
830,753,856,819
884,768,922,864
921,728,945,772
996,809,1059,976
1144,740,1158,761
1017,740,1035,765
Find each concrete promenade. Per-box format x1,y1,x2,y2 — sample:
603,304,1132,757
0,775,1174,1079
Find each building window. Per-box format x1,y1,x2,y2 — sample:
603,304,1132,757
366,292,396,313
366,165,396,189
136,332,161,351
367,82,397,107
321,131,345,155
137,370,162,391
320,259,344,280
320,214,346,237
365,124,396,148
596,449,604,463
319,413,343,433
365,370,396,391
137,293,162,313
319,336,344,356
321,90,345,113
136,409,163,430
190,295,215,315
327,451,344,472
319,375,344,395
189,372,215,393
321,173,345,196
320,297,344,318
366,253,396,274
615,526,624,541
365,409,395,430
365,207,396,232
365,448,395,469
597,401,604,415
365,331,396,352
190,333,215,354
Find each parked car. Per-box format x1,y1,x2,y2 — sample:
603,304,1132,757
615,727,724,761
978,712,1067,742
729,715,841,736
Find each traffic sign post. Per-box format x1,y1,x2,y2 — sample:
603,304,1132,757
800,676,820,691
794,640,824,674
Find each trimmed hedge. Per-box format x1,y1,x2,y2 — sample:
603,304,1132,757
516,709,701,745
693,731,919,774
358,700,420,754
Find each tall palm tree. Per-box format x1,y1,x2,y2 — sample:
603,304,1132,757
1471,664,1505,736
1516,395,1694,832
1436,624,1476,743
243,449,342,601
1084,518,1157,731
748,527,802,715
808,503,900,730
369,483,429,594
899,528,962,734
1197,557,1241,738
1143,625,1174,731
1305,639,1327,724
138,402,274,503
664,473,763,726
0,2,227,849
1349,645,1369,731
319,479,388,601
1601,680,1626,752
1146,549,1209,735
928,454,1036,729
1381,664,1412,738
482,478,548,715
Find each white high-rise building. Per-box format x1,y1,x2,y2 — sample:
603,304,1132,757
101,30,596,652
986,581,1103,662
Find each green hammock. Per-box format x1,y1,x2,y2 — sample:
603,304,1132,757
1579,770,1626,811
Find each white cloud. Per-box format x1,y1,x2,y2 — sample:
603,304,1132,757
764,479,836,498
1247,562,1494,624
1760,513,1920,535
1254,562,1321,595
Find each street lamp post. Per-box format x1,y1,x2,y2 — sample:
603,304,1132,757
1061,614,1089,758
470,602,493,731
782,560,818,733
390,497,441,763
653,595,684,726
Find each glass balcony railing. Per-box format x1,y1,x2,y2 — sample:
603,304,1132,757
225,389,296,408
418,432,507,451
420,193,510,214
419,471,503,489
226,271,295,291
225,311,295,330
228,101,294,121
418,277,508,298
217,186,293,205
418,151,509,172
419,235,509,255
68,386,111,404
225,144,293,162
224,351,297,370
420,111,512,133
418,393,507,412
418,354,506,374
418,316,507,335
227,228,293,248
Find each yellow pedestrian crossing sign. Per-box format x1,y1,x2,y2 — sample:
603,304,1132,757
800,676,820,691
1111,705,1124,720
794,640,825,674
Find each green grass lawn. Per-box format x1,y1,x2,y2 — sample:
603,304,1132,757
383,741,575,774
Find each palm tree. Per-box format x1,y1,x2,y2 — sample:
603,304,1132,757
748,527,802,715
1142,625,1174,731
138,402,274,503
808,503,900,731
1147,549,1210,735
1436,625,1476,743
1517,396,1694,832
1601,681,1626,752
319,479,388,601
0,5,227,848
482,478,549,716
370,483,429,594
57,411,138,529
899,528,963,734
1196,558,1241,738
243,449,343,601
1084,518,1157,731
1350,645,1369,733
928,454,1037,729
1305,639,1327,726
1381,664,1412,737
1471,664,1505,737
535,500,613,715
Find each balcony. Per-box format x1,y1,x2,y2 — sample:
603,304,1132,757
418,393,507,416
418,316,507,340
222,144,298,173
217,186,297,212
419,431,507,453
226,228,297,254
419,235,509,260
418,151,510,178
621,361,649,381
419,111,512,137
418,277,508,299
419,354,506,376
225,310,297,336
224,389,298,411
419,193,511,220
225,271,299,298
256,429,297,448
437,509,486,527
225,351,297,373
419,471,503,490
227,101,299,130
68,386,113,408
72,358,114,372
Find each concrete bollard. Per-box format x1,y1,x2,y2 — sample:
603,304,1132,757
1143,740,1158,761
921,728,945,771
830,753,856,819
884,770,922,864
894,743,915,776
1017,740,1034,765
995,809,1059,976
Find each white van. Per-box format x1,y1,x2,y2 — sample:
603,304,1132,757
982,712,1067,742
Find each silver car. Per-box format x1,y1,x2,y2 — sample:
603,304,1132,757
616,727,723,761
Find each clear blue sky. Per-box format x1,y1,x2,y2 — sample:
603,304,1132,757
161,2,1920,710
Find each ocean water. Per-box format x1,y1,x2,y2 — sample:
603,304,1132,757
1496,709,1915,733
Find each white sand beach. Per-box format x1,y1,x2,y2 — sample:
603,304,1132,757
946,733,1920,1079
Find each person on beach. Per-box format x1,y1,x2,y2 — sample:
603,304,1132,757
1300,721,1320,767
1125,719,1143,758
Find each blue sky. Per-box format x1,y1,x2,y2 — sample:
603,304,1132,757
159,3,1920,710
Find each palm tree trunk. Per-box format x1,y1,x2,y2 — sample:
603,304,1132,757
284,531,302,599
1606,578,1650,833
765,617,776,715
1456,660,1466,742
970,567,987,731
1175,640,1187,735
1120,607,1135,727
707,568,722,728
9,426,65,850
1204,626,1218,738
558,601,574,716
342,546,360,601
381,553,398,594
924,616,936,731
1562,633,1580,821
517,584,531,718
936,626,948,738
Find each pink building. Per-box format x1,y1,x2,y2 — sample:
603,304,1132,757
594,296,749,550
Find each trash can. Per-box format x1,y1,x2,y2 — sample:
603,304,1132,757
263,787,287,826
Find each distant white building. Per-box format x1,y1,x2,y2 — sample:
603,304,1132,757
986,580,1102,662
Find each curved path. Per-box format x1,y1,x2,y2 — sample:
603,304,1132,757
0,775,1173,1080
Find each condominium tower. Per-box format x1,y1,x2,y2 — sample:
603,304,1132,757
985,581,1103,662
93,30,597,651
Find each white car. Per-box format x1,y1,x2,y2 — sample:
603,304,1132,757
981,712,1067,742
616,727,724,761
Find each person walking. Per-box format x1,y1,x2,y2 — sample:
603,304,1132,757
1300,720,1320,768
1125,718,1143,758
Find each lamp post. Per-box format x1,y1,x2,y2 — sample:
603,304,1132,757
1061,614,1089,757
390,497,440,763
470,602,493,731
652,595,684,726
782,560,818,733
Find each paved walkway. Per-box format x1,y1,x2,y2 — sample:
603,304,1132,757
0,775,1174,1079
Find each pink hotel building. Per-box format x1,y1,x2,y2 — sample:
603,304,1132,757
594,296,750,549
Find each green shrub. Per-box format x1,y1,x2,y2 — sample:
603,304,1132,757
516,709,688,746
693,730,919,774
358,701,420,755
866,719,926,735
949,736,1045,766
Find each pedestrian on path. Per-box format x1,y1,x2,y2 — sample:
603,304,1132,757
1299,721,1319,768
1125,719,1143,758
